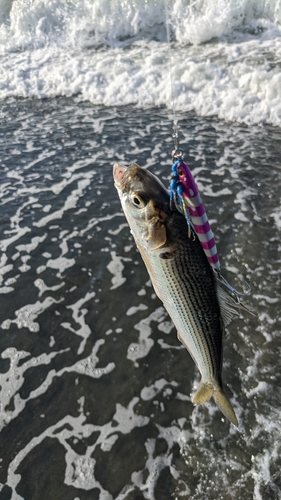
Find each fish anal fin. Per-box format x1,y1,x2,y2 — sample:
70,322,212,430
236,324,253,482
193,382,238,427
193,382,213,405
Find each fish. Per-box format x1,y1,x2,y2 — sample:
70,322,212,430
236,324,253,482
113,162,242,426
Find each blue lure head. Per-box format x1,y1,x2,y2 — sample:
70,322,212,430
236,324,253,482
169,157,192,232
169,158,182,208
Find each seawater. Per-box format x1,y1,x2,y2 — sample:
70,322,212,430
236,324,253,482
0,1,281,500
1,0,281,125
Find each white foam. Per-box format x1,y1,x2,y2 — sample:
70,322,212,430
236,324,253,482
0,338,115,434
126,304,148,316
0,0,281,125
33,176,92,228
61,291,96,354
0,226,31,253
271,208,281,230
1,296,62,332
5,394,148,498
157,338,183,350
0,346,68,430
157,320,174,334
34,278,65,297
127,307,166,364
140,378,178,401
15,234,48,254
107,251,131,290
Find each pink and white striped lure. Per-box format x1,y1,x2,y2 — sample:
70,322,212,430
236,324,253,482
170,158,221,272
170,157,253,307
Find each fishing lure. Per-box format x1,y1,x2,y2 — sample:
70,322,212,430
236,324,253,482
170,157,220,271
170,154,251,305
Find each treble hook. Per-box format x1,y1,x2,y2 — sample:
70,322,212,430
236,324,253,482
216,272,251,305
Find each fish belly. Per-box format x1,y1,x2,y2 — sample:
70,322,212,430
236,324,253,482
138,242,222,387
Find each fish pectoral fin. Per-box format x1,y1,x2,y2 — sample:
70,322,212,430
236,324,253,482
146,221,167,250
193,382,238,427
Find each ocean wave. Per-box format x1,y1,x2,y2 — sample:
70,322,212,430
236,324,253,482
1,0,281,125
1,0,281,50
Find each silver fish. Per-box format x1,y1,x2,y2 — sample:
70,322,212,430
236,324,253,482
113,162,242,426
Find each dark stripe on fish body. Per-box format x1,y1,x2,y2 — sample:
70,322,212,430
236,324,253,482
159,254,216,376
178,240,223,379
164,214,223,381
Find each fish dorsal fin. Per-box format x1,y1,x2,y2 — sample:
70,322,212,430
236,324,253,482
217,281,254,326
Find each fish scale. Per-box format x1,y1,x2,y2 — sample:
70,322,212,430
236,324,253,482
141,216,222,383
113,162,239,426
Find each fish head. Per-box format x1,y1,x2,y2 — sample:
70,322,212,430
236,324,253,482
113,163,170,251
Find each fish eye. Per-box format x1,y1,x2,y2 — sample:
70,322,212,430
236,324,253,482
131,193,146,208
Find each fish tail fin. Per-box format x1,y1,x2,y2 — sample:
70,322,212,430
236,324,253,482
213,388,238,427
193,382,238,427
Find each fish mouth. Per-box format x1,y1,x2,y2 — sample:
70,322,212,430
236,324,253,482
113,163,128,189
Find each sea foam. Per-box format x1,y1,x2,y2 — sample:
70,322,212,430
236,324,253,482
1,0,281,125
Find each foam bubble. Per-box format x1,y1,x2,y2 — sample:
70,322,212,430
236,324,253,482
1,0,281,124
127,307,166,364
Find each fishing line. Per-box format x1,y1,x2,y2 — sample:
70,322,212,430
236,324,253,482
164,0,180,156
